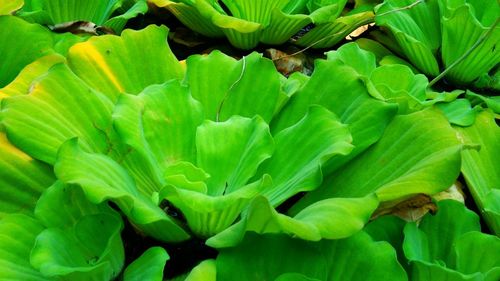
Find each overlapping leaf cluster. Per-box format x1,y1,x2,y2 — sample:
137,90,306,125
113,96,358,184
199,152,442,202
0,0,499,280
149,0,375,49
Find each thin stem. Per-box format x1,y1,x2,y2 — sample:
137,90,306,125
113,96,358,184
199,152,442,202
428,17,500,88
376,0,424,18
216,56,247,122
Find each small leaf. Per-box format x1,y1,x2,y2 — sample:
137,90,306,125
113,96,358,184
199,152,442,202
293,108,462,211
0,214,49,281
207,194,379,248
216,231,407,281
123,247,169,281
436,99,478,127
259,105,353,206
55,138,190,242
186,51,282,122
67,25,183,101
184,260,217,281
455,110,500,235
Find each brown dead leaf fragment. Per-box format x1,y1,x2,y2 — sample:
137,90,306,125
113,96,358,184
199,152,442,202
49,21,115,35
265,48,311,77
372,194,437,222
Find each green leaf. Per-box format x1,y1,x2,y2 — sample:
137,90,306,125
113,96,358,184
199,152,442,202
403,200,500,281
196,116,274,196
22,0,119,25
123,247,169,281
356,38,395,63
55,138,190,242
365,215,408,269
194,0,305,49
436,99,478,126
0,214,50,281
31,213,124,281
18,0,147,32
216,232,407,281
0,15,55,88
31,183,125,281
113,81,204,170
275,273,321,281
325,41,377,76
260,9,311,45
404,201,479,266
369,64,429,114
0,129,54,217
67,24,184,102
152,0,351,49
259,106,353,206
184,260,217,281
439,0,500,84
375,0,441,76
293,109,462,211
466,91,500,114
185,51,281,122
455,110,500,235
273,43,398,173
152,114,274,238
295,9,374,49
207,194,379,248
2,64,115,164
150,0,225,37
104,0,148,32
160,176,271,238
34,181,117,228
454,232,500,280
0,54,65,98
0,0,23,15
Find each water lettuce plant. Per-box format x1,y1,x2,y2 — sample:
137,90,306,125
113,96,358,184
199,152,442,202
16,0,148,33
374,0,500,86
455,110,500,236
0,2,499,280
150,0,375,49
366,200,500,281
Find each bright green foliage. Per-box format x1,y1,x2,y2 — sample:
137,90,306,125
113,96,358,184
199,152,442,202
0,16,56,88
17,0,148,32
123,247,169,281
404,200,500,281
375,0,500,86
55,138,191,242
0,214,50,281
294,5,375,48
292,108,462,210
0,5,499,280
2,64,116,164
67,25,184,101
0,0,23,15
0,129,54,218
206,194,378,248
456,110,500,235
215,232,408,280
150,0,374,49
185,51,282,122
30,183,125,281
1,26,363,241
436,98,479,127
272,43,398,173
183,260,217,281
0,182,126,281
